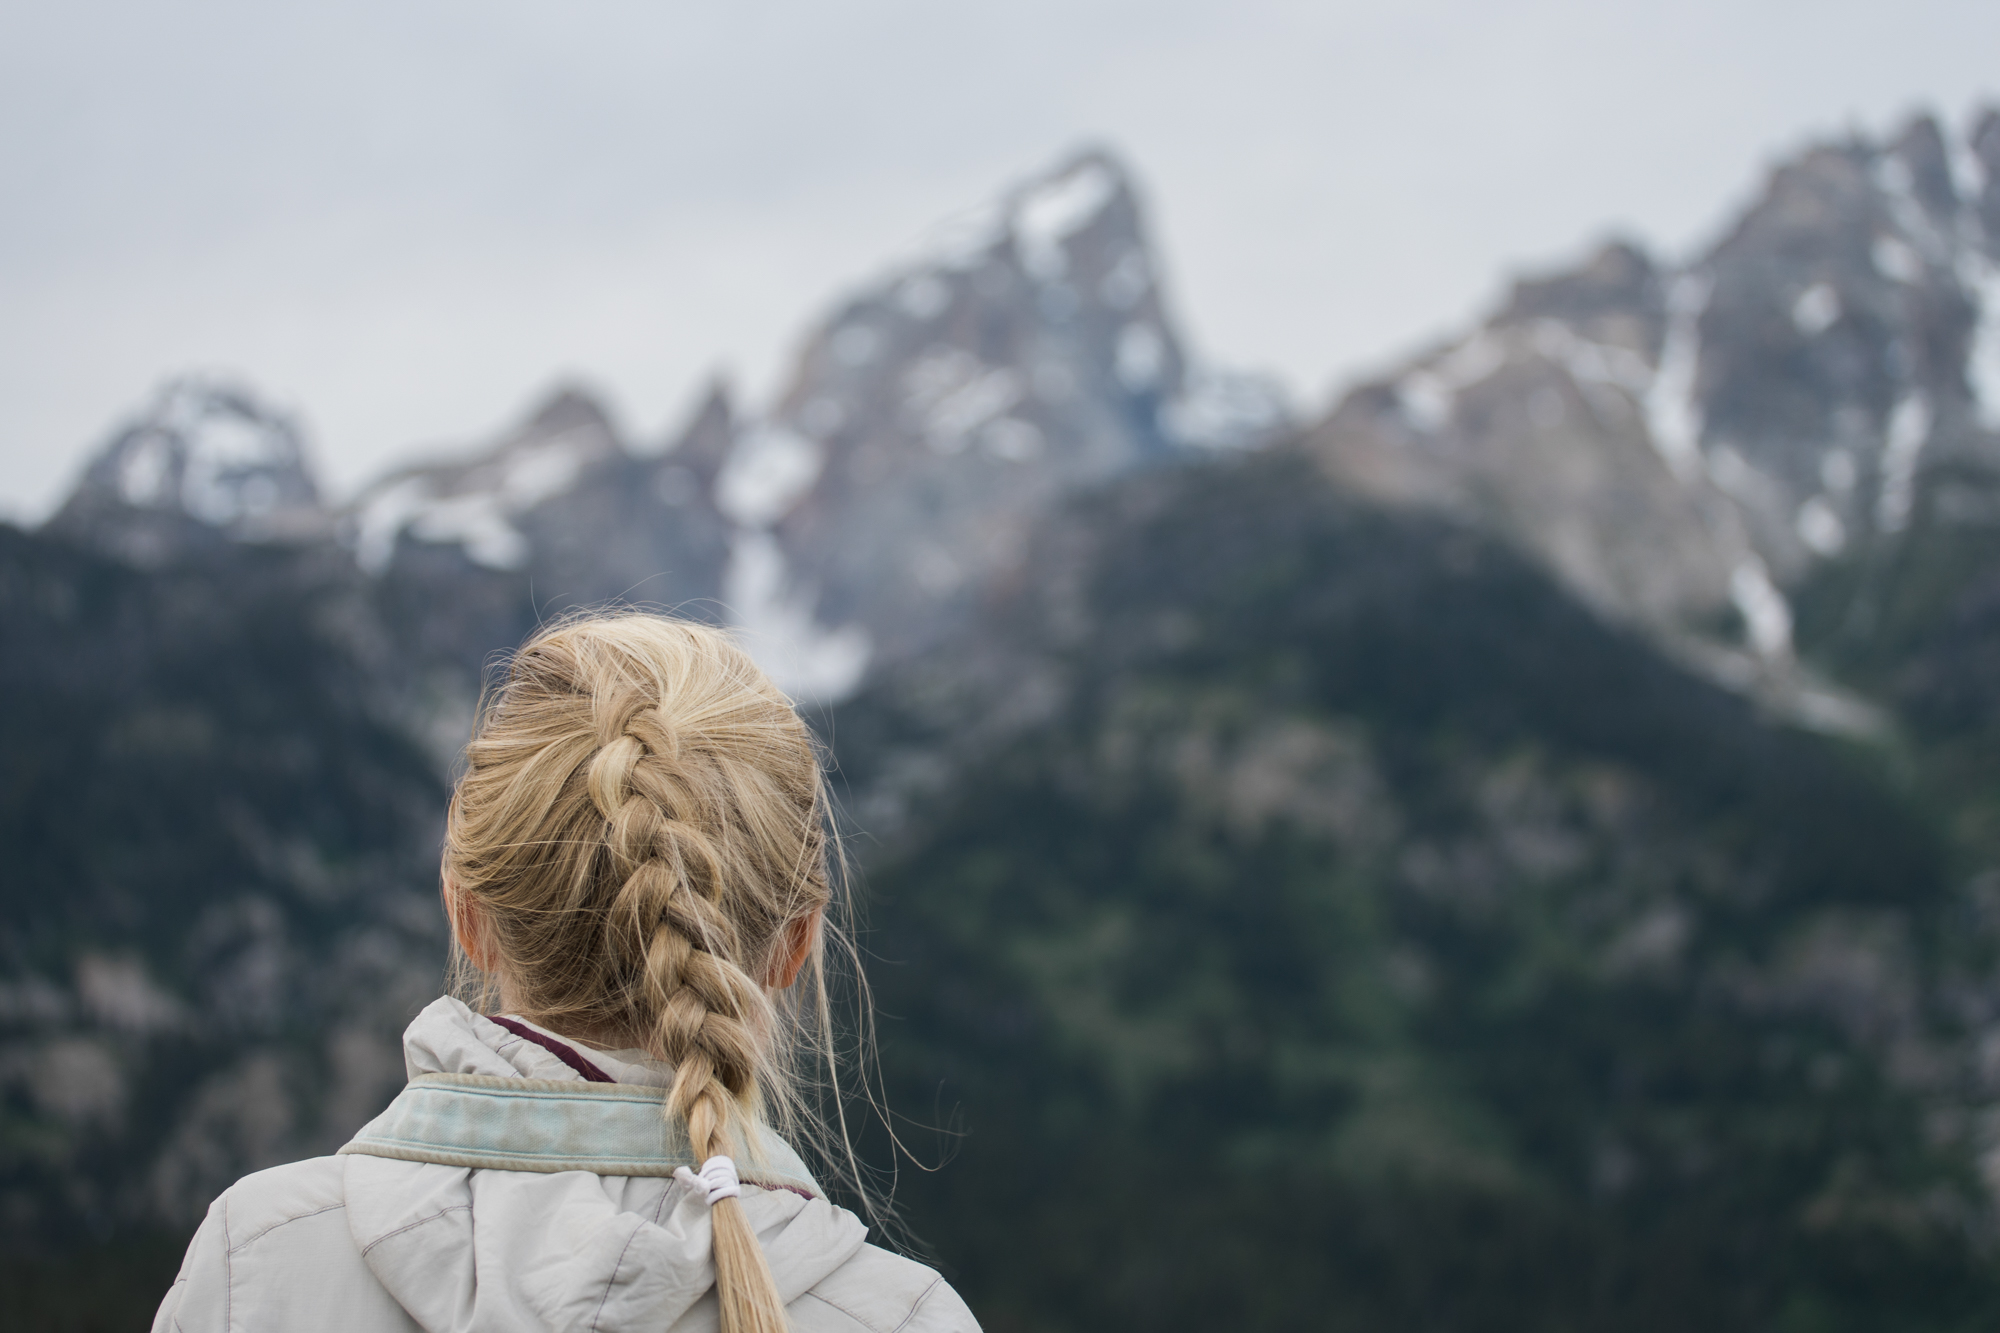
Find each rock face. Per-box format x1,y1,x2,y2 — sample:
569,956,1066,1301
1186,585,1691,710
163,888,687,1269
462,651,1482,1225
47,378,328,565
763,149,1288,670
1306,112,2000,722
347,385,733,610
1695,115,1998,577
1308,242,1758,643
347,385,737,704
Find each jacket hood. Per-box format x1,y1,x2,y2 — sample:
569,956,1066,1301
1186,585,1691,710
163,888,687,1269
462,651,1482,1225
342,997,869,1333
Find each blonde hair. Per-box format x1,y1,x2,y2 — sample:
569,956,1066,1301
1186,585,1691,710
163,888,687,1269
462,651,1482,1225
444,611,849,1333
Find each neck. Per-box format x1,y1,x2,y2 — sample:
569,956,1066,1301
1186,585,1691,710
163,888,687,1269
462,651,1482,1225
496,986,655,1056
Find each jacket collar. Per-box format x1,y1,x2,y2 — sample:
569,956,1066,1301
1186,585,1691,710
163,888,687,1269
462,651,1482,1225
345,996,819,1193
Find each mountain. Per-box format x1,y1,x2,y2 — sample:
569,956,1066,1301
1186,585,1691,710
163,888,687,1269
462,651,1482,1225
12,109,2000,1332
1310,112,2000,730
345,383,738,742
815,109,2000,1330
41,153,1283,707
47,379,329,565
836,446,1995,1331
760,148,1289,670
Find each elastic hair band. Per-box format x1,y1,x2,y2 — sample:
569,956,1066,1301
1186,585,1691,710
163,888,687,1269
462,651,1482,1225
674,1155,743,1205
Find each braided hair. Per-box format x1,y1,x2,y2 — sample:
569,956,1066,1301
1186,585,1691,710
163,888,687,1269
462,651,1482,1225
444,612,839,1333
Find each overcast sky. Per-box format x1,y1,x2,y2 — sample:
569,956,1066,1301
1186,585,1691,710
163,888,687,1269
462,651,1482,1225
1,1,1994,519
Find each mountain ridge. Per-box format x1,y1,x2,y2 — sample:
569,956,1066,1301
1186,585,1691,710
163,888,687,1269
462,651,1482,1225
43,111,2000,725
14,106,2000,1330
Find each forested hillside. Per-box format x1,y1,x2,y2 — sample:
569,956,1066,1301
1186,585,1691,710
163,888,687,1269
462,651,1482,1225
842,450,2000,1330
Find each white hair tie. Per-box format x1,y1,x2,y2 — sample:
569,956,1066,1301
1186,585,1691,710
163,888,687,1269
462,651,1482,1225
674,1155,742,1205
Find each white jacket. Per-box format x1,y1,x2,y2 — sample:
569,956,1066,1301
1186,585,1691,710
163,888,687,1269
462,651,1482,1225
151,997,978,1333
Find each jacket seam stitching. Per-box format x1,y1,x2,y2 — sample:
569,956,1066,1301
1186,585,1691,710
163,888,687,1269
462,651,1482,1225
227,1202,345,1254
890,1277,945,1333
590,1227,644,1333
221,1207,231,1333
359,1203,471,1258
799,1291,875,1331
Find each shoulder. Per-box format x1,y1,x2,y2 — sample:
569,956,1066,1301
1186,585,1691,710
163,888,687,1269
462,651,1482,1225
795,1243,980,1333
210,1155,350,1250
154,1157,421,1333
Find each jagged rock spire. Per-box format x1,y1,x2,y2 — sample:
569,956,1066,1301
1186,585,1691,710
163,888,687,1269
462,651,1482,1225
1303,108,2000,730
757,145,1286,671
48,377,326,565
664,379,736,493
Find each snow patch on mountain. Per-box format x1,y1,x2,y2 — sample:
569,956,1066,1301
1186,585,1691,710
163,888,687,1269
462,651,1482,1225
136,381,315,528
898,149,1127,289
410,492,530,570
344,413,612,575
1526,320,1655,393
1873,235,1925,285
1730,557,1793,659
1164,368,1292,450
1877,393,1933,533
1791,283,1841,336
722,532,870,702
1014,157,1118,281
1796,496,1847,556
1873,149,1954,263
1962,253,2000,430
1644,275,1710,482
1116,322,1168,390
351,479,430,574
351,476,533,574
902,352,1025,453
49,377,326,561
917,201,1006,272
1396,333,1505,435
714,424,819,529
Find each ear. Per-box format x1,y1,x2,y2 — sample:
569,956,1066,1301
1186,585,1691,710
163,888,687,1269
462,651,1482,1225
771,906,824,990
441,872,501,974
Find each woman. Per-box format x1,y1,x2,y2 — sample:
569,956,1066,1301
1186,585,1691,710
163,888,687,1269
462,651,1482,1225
152,613,977,1333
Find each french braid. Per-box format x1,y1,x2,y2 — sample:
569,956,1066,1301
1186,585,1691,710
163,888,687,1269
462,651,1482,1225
444,613,840,1333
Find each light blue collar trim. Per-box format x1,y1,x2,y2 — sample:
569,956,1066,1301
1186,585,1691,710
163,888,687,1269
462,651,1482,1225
338,1072,820,1197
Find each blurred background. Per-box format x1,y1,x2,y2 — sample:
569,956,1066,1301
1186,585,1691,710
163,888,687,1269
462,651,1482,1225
6,2,2000,1329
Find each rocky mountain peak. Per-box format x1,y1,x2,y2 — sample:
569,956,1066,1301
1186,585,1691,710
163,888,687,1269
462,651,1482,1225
521,385,619,441
1493,239,1665,354
342,383,625,575
336,382,735,694
1307,233,1759,669
748,146,1287,672
1306,108,2000,731
48,377,325,564
1971,108,2000,242
1691,109,1999,580
662,379,736,493
1890,114,1961,227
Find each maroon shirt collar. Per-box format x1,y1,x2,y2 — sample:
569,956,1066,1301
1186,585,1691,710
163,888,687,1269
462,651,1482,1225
486,1014,616,1083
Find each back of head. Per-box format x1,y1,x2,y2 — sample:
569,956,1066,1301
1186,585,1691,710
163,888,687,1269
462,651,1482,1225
445,611,830,1333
